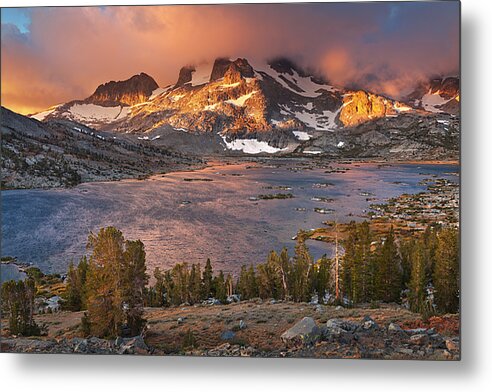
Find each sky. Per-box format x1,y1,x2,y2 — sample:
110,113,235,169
1,2,459,115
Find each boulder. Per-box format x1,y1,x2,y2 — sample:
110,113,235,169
118,336,149,355
239,320,247,330
325,318,358,336
360,315,379,330
281,317,321,346
220,330,236,341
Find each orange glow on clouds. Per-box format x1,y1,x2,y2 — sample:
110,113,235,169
1,4,459,114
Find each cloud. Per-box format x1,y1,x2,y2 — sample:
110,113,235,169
1,3,459,114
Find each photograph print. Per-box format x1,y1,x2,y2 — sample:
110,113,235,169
0,1,460,359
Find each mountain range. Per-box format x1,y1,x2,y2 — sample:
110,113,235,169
1,56,459,188
27,57,459,156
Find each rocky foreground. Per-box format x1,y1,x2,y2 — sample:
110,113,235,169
1,301,459,360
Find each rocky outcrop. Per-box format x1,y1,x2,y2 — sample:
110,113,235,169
339,91,396,127
175,66,195,87
406,76,460,115
279,316,460,360
0,335,152,355
86,73,158,106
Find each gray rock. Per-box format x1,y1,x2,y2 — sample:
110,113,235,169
220,330,236,341
73,338,88,353
239,320,247,330
281,317,321,346
429,334,445,349
326,318,358,336
388,322,404,333
360,315,379,330
396,347,414,355
409,333,429,346
118,335,149,355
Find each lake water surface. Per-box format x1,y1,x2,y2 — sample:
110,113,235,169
1,160,458,276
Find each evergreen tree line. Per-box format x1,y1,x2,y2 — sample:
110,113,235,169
144,223,459,315
1,223,459,338
339,222,459,314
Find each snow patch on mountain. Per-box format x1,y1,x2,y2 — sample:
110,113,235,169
292,108,338,131
149,87,170,100
191,63,214,86
293,131,311,141
303,150,323,155
421,90,453,113
225,91,257,107
67,104,130,123
251,60,335,98
221,136,287,154
31,105,60,121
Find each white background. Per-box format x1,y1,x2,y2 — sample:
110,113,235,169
1,0,490,390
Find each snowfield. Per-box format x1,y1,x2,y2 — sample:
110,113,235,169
191,63,215,86
68,104,130,123
221,136,287,154
421,91,454,113
31,106,60,121
292,131,312,141
251,60,337,98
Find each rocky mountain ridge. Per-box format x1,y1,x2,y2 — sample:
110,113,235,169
1,106,200,189
25,57,460,157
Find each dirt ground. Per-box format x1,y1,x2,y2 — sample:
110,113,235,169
2,300,459,357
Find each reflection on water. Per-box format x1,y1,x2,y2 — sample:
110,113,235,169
1,160,458,276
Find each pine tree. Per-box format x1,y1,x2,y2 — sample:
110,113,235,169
341,222,356,304
189,263,202,304
63,262,82,311
236,265,249,300
291,231,313,302
257,250,283,299
85,227,125,338
408,240,428,313
316,255,331,304
213,271,227,303
433,228,459,313
153,267,166,307
169,263,190,305
84,227,148,338
400,238,415,290
202,258,213,300
121,239,148,336
1,278,40,336
62,256,88,311
246,265,258,298
375,227,402,303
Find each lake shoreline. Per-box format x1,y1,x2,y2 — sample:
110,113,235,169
0,157,459,192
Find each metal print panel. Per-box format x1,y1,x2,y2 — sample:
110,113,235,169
0,1,460,359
